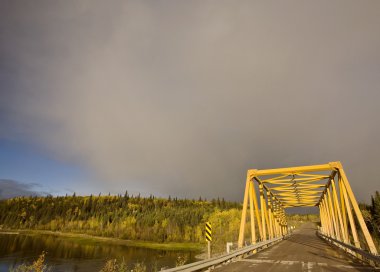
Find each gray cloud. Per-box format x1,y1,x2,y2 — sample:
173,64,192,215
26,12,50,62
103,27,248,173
1,1,380,202
0,179,41,199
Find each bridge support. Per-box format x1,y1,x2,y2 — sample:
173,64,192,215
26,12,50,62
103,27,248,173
319,162,377,254
238,170,287,248
238,162,378,255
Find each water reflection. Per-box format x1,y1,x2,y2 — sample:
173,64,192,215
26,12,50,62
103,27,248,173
0,233,198,272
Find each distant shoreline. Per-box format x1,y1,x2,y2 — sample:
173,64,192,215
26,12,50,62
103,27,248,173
0,231,19,235
0,229,202,251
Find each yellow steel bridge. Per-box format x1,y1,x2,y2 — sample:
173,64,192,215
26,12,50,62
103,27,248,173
238,161,378,256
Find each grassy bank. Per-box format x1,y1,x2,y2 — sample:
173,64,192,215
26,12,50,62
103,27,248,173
0,229,202,251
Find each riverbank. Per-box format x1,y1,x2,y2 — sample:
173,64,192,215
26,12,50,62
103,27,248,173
0,229,202,251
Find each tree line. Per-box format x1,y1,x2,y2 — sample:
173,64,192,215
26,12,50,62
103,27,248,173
0,192,241,245
1,190,379,249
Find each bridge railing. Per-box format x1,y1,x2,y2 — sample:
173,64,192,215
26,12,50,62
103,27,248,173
161,235,287,272
317,231,380,267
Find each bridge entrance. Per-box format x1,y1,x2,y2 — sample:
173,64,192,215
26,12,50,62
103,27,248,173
238,161,378,256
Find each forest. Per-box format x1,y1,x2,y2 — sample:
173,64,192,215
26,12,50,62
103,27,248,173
0,192,242,248
1,191,379,250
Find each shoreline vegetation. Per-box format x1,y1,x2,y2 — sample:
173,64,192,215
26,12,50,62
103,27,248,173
0,193,242,254
0,228,202,251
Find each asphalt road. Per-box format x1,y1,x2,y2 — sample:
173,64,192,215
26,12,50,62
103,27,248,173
214,222,377,272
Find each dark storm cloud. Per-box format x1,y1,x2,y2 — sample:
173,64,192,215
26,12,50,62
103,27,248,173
1,1,380,201
0,179,41,199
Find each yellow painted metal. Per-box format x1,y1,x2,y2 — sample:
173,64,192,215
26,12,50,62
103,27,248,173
322,197,334,238
320,201,327,235
327,188,341,240
339,178,348,241
259,183,267,241
248,181,256,244
238,176,250,248
319,205,324,233
273,200,279,237
337,165,378,254
320,201,331,236
238,162,379,254
325,198,334,237
254,163,333,176
331,180,347,243
267,191,274,239
341,177,360,248
320,202,326,234
320,202,327,234
251,181,263,239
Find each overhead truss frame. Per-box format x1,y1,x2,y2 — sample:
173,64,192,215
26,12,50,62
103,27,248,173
237,161,378,256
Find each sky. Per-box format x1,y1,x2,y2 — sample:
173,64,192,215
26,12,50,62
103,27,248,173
0,1,380,202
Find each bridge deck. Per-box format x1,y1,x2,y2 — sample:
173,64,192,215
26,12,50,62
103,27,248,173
215,223,376,271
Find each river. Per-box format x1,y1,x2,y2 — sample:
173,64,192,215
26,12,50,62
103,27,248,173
0,232,199,272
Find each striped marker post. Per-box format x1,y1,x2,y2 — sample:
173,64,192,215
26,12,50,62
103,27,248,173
205,222,212,258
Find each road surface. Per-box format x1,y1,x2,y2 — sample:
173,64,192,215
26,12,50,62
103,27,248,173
214,223,376,271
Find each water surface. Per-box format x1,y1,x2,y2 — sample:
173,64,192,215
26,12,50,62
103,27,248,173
0,232,198,272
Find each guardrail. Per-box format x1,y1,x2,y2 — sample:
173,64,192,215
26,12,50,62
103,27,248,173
162,236,286,272
317,231,380,267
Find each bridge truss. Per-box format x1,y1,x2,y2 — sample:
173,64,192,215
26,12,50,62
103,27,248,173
238,161,378,256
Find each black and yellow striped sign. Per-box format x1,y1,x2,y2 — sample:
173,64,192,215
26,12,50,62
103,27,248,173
205,222,212,242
